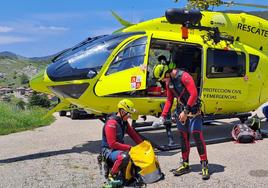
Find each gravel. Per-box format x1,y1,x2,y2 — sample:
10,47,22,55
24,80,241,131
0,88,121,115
0,105,268,188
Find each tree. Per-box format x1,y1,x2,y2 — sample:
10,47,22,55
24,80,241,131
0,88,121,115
28,92,50,108
20,73,29,85
13,71,17,79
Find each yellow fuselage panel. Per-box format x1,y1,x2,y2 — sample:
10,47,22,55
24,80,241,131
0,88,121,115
123,13,268,114
124,12,268,54
95,67,147,96
200,11,268,53
30,11,268,117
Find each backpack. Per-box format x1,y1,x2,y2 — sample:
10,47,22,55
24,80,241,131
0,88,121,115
247,115,261,131
98,141,164,187
246,115,263,140
231,123,255,143
129,140,164,184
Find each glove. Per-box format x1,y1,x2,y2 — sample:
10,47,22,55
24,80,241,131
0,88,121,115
152,116,165,128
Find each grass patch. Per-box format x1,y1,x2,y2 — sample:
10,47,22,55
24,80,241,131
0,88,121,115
0,102,55,135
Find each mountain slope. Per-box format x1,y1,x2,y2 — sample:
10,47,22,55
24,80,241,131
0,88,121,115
0,54,51,88
250,10,268,20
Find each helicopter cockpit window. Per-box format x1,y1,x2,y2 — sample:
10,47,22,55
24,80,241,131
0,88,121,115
106,36,147,75
51,35,107,62
249,54,259,72
46,32,145,81
206,48,246,78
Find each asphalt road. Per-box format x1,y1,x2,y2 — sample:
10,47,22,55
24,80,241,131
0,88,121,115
0,106,268,188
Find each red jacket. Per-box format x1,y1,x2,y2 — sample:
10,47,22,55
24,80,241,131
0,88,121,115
102,117,143,151
162,70,198,118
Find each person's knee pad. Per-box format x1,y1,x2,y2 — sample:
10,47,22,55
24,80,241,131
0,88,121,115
179,131,189,152
192,131,205,154
121,152,130,168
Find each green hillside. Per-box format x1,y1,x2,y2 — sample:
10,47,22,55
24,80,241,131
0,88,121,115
0,55,51,88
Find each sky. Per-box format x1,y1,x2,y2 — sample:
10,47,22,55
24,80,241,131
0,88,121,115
0,0,267,57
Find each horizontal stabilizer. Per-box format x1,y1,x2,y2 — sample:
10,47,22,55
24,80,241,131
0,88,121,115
111,10,134,27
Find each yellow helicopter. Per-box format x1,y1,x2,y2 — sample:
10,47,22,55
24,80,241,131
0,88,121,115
30,0,268,123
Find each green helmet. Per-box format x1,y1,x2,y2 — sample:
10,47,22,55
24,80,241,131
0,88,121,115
153,64,169,81
118,99,136,114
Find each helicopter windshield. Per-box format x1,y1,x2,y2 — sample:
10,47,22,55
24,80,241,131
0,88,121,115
51,35,107,62
47,32,145,81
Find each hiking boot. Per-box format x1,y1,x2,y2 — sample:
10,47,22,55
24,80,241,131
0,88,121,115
173,162,191,176
105,173,123,188
201,160,210,180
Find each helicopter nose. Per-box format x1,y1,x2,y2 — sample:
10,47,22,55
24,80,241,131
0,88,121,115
30,69,52,94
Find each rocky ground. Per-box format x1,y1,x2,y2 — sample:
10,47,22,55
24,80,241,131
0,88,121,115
0,106,268,188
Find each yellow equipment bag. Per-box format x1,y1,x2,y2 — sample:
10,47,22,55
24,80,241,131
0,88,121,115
129,140,164,184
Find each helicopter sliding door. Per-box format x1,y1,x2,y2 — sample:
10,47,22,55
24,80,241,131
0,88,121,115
202,48,248,114
95,35,149,96
147,39,202,94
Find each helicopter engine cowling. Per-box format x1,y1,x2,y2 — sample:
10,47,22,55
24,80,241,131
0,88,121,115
165,8,202,25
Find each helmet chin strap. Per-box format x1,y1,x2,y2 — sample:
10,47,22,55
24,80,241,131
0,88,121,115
119,109,128,120
166,72,172,78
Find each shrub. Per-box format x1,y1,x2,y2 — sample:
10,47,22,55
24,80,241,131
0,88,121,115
20,73,29,84
28,92,50,108
16,100,26,110
0,102,54,135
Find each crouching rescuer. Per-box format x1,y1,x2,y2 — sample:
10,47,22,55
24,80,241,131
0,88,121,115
101,99,143,184
153,64,210,180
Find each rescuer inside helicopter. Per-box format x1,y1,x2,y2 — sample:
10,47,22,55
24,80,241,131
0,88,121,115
151,55,177,147
152,64,210,180
101,99,143,182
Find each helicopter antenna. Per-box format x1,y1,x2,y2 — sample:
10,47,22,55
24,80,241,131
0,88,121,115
174,0,268,10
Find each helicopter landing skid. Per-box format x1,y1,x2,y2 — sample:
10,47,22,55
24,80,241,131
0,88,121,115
132,121,177,151
132,112,252,132
135,131,180,151
133,121,179,151
157,143,181,151
136,129,238,151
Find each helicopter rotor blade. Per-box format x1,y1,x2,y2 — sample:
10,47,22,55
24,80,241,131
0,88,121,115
173,0,268,10
225,2,268,9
